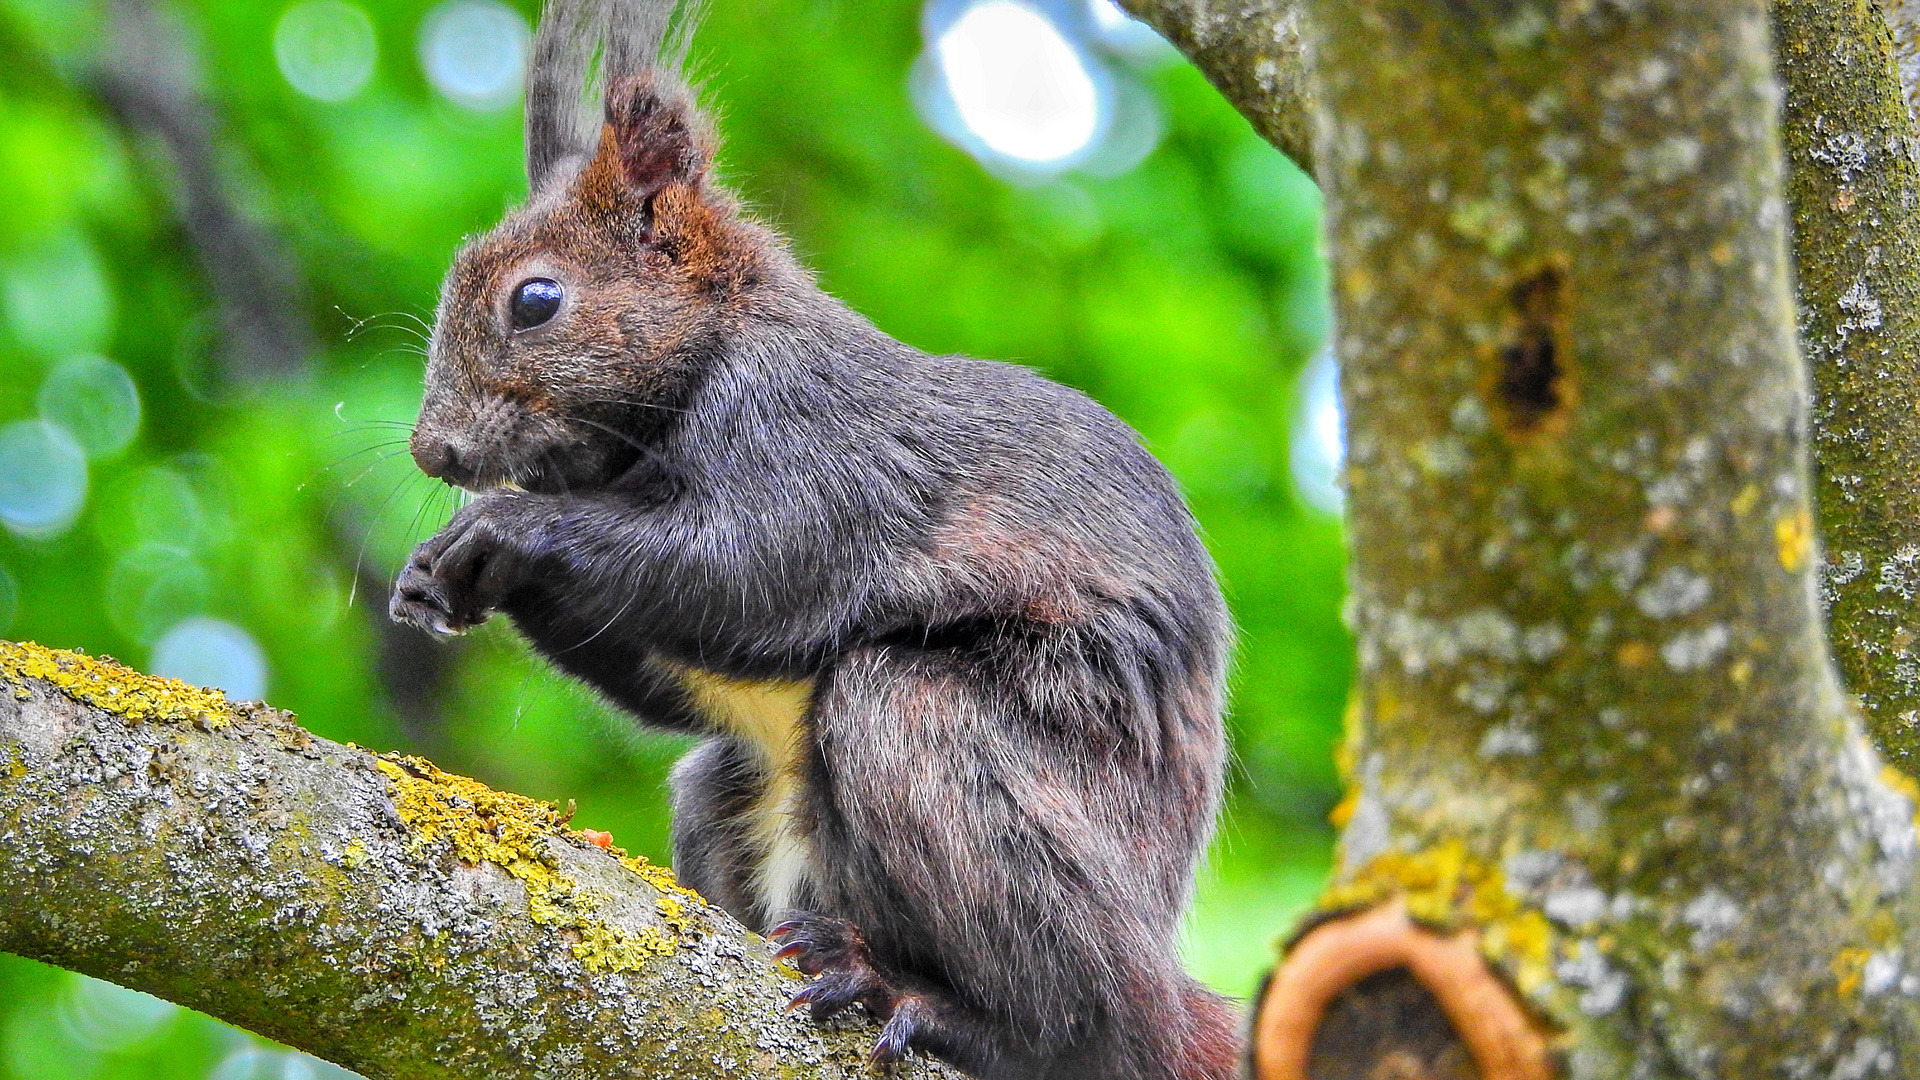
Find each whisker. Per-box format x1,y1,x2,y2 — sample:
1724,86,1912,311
346,470,434,605
335,306,434,348
331,401,420,430
337,446,418,490
569,415,677,473
326,423,417,435
561,590,637,654
315,442,411,477
573,392,689,415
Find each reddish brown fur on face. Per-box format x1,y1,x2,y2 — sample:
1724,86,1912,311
415,69,773,492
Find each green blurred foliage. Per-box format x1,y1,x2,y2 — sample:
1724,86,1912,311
0,0,1347,1069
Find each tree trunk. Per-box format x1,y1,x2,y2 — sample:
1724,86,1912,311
1264,0,1920,1072
0,641,958,1080
1118,0,1316,173
1128,0,1920,773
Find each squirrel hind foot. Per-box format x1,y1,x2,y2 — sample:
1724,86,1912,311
772,911,994,1071
771,911,896,1021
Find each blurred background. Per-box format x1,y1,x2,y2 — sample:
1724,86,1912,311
0,0,1346,1073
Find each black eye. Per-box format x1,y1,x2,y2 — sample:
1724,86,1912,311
509,278,563,330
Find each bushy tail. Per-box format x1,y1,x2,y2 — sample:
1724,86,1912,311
1174,979,1244,1080
524,0,700,190
1059,975,1241,1080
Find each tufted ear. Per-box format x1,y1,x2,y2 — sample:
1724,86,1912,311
603,72,714,202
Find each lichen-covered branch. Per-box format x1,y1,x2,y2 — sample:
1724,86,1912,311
1771,1,1920,765
1115,0,1315,174
0,642,958,1080
1296,0,1920,1070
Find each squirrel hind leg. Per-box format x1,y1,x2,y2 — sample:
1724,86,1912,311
668,737,769,923
770,912,1020,1077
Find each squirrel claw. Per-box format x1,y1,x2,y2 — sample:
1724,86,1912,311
785,983,820,1013
775,912,900,1022
789,970,875,1021
869,1016,913,1067
867,993,935,1069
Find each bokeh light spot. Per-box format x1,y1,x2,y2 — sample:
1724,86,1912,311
1084,0,1166,57
1087,0,1132,32
39,354,141,459
210,1047,363,1080
58,976,177,1053
3,233,115,357
1290,348,1344,515
419,0,530,111
3,999,99,1080
937,1,1100,165
107,546,212,644
275,0,378,103
131,468,210,548
151,617,269,701
0,419,88,537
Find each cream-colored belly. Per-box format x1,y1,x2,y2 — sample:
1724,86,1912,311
666,662,817,917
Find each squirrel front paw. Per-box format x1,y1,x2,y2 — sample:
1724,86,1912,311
389,494,546,637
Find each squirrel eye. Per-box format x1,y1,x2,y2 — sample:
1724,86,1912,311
509,278,563,330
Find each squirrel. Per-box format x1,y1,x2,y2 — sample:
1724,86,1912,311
387,1,1240,1077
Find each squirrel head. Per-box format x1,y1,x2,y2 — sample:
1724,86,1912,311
411,2,750,494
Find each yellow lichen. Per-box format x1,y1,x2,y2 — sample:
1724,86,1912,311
1728,483,1760,517
571,918,681,971
1329,694,1366,829
372,754,692,972
1879,765,1920,832
1776,510,1813,573
1833,946,1873,998
0,640,229,726
1328,787,1360,829
619,852,703,905
1319,840,1554,993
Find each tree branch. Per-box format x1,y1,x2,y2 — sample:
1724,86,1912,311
88,0,312,385
0,641,958,1080
1880,0,1920,125
1115,0,1315,175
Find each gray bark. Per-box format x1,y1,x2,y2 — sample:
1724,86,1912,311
1120,0,1920,773
1116,0,1315,173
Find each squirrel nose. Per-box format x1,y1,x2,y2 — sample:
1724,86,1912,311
410,432,468,484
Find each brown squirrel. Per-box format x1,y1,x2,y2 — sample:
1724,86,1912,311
388,1,1240,1076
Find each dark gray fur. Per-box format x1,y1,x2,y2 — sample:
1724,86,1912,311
394,3,1240,1077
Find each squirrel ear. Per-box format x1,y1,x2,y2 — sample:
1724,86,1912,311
604,73,712,202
